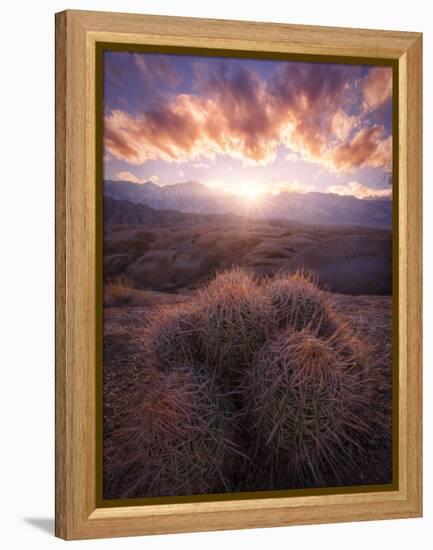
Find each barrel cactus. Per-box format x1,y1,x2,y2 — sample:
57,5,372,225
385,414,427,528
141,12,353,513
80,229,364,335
244,329,370,486
194,268,275,385
106,364,242,498
263,271,338,337
145,303,203,372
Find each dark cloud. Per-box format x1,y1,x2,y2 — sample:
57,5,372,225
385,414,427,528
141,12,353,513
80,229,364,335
134,54,182,89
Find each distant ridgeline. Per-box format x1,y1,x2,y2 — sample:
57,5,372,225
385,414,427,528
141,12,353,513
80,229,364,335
104,180,392,228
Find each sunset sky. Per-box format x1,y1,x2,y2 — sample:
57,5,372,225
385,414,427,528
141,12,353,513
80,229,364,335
103,51,393,200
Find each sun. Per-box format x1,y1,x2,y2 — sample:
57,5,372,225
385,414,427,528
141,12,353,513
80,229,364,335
238,182,263,201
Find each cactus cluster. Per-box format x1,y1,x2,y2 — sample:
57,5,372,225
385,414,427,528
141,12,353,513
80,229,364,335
108,268,371,497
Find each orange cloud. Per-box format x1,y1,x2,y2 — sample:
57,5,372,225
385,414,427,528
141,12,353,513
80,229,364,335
105,69,284,166
115,171,143,184
331,109,359,140
104,63,391,173
327,126,392,172
271,63,361,158
114,171,160,184
363,67,392,111
327,181,392,199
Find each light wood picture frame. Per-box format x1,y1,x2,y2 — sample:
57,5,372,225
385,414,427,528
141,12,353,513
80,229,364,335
55,9,422,540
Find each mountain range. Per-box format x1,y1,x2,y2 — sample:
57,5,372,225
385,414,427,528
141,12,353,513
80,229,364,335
104,195,242,226
104,179,392,227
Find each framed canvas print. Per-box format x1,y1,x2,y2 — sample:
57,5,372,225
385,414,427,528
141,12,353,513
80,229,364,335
55,10,422,540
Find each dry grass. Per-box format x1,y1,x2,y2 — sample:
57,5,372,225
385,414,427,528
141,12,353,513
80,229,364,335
104,276,187,308
104,276,142,308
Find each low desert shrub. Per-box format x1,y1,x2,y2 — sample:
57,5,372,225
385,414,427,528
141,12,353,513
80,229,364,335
106,364,242,498
104,275,137,307
243,328,370,486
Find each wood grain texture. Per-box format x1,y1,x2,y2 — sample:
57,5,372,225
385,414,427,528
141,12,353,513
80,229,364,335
404,35,423,515
55,10,96,539
73,9,419,58
55,9,423,540
54,10,67,539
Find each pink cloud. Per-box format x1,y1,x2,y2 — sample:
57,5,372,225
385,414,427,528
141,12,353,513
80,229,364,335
114,171,160,184
327,125,392,172
363,67,392,111
105,69,284,166
331,109,359,141
270,63,358,157
104,62,392,173
115,171,143,184
327,181,392,199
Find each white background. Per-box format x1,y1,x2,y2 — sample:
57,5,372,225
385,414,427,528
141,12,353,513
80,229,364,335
0,0,430,548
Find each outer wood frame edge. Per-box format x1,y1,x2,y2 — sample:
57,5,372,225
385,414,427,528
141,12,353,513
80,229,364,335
55,10,67,540
404,35,423,516
55,10,97,538
55,10,423,540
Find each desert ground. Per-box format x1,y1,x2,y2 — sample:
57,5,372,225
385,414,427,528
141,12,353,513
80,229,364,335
104,215,392,297
102,213,393,499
